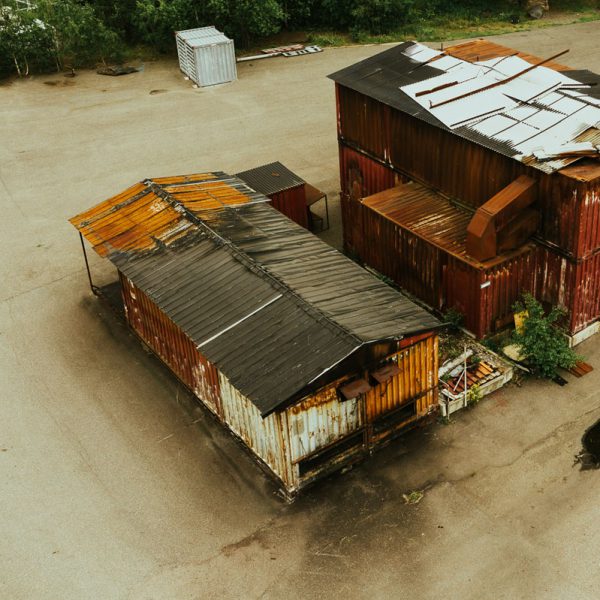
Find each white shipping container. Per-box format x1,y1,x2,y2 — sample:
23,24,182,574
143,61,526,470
176,26,237,87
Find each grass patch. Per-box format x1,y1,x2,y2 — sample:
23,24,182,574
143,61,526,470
306,5,600,48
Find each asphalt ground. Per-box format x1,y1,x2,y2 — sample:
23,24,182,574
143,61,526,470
1,21,599,600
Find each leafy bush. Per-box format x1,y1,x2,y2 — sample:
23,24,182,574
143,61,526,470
512,293,580,379
133,0,202,51
443,307,464,331
207,0,284,47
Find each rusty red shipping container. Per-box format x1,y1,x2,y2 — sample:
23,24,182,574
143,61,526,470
267,184,308,228
236,162,310,229
355,184,538,337
535,244,600,338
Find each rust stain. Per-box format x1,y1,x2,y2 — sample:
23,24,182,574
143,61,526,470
120,273,221,408
443,39,570,71
71,173,256,257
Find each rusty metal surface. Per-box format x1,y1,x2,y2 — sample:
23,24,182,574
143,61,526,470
218,373,294,488
355,184,539,336
330,41,600,176
441,360,499,396
338,143,398,199
69,172,264,257
466,175,537,262
340,127,600,261
268,186,308,228
535,245,600,335
443,39,570,71
339,379,371,399
362,183,533,268
235,162,305,196
365,336,438,422
120,273,222,412
287,384,362,463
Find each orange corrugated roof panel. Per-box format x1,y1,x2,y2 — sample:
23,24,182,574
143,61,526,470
70,172,264,257
443,39,569,72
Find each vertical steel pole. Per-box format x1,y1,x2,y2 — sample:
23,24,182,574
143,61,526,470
79,232,97,295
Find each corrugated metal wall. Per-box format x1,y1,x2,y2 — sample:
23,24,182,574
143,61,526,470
354,205,539,337
285,384,362,463
339,143,397,200
194,41,237,87
535,245,600,335
365,336,438,422
120,273,221,412
336,83,600,337
268,185,308,229
573,185,600,258
219,373,294,488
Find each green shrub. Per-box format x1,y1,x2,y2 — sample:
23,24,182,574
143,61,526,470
512,293,581,379
443,307,464,331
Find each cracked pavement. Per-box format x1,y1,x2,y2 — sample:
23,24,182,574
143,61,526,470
1,21,600,600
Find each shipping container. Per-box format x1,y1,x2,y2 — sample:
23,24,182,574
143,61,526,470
236,162,309,228
355,184,537,337
535,244,600,337
176,27,237,87
71,171,441,497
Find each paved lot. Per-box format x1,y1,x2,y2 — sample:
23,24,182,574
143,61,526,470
2,21,600,600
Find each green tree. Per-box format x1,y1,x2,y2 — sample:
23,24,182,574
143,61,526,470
0,6,56,77
36,0,123,68
512,293,580,379
207,0,284,47
132,0,204,50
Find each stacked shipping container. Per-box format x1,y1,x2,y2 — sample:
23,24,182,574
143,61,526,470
330,40,600,340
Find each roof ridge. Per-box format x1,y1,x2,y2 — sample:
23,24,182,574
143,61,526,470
144,178,366,348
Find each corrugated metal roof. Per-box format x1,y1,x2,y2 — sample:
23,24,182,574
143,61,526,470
328,40,600,176
176,26,231,47
362,182,534,269
235,162,305,196
71,173,440,416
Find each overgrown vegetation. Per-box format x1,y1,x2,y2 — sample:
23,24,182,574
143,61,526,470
1,0,599,78
511,293,581,379
467,383,482,406
443,307,465,331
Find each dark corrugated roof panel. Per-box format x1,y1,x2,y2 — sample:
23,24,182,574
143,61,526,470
201,201,441,342
72,172,440,416
236,162,305,196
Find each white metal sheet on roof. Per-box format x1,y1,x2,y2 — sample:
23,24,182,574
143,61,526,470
523,109,564,130
471,114,516,137
402,43,442,62
400,46,600,169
